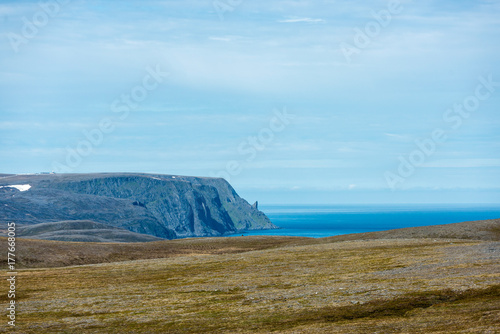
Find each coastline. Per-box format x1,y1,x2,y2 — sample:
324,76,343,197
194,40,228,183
226,204,500,238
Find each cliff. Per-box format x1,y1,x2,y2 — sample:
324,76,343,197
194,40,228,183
0,173,277,239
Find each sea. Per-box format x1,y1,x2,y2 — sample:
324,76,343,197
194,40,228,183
226,204,500,238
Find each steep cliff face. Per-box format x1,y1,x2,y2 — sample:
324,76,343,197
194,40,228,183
0,173,277,239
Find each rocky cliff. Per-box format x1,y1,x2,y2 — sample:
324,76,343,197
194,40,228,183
0,173,277,239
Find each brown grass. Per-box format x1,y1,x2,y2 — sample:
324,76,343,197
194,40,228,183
0,235,313,268
2,218,498,270
1,238,498,333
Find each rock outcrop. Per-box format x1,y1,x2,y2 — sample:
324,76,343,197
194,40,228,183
0,173,277,239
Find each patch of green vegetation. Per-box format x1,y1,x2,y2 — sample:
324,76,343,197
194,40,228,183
254,284,500,331
486,225,500,240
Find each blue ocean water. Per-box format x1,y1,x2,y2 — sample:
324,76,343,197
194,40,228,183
226,204,500,238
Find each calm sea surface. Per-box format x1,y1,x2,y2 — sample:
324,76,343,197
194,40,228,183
226,204,500,238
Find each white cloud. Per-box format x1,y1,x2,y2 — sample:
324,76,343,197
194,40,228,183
278,17,325,23
247,159,355,169
0,3,36,16
209,36,233,42
423,159,500,168
0,121,90,130
384,133,411,141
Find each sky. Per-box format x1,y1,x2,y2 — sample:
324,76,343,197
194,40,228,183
1,0,499,204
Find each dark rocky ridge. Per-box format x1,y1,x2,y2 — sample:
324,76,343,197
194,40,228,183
0,173,277,239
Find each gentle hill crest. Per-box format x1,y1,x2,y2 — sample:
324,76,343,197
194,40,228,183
15,220,164,243
2,218,498,269
323,218,500,242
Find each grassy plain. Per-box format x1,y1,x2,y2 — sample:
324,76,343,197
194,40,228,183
1,231,499,333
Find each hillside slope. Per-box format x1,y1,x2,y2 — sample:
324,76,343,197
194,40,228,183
323,218,500,242
15,220,164,243
0,173,276,239
0,235,308,268
2,218,498,269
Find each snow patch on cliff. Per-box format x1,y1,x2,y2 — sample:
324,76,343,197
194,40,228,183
0,184,31,191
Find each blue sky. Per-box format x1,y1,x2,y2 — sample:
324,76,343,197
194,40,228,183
1,0,499,204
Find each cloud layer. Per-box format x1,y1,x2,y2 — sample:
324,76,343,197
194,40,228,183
0,0,499,203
